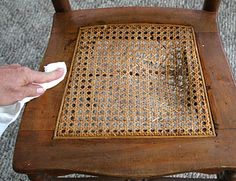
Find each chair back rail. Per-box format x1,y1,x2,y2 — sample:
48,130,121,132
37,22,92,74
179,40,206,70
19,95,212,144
203,0,221,12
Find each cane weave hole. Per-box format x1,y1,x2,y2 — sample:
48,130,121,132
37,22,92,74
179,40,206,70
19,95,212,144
54,24,215,139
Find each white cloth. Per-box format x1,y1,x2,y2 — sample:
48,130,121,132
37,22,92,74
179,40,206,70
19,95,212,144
0,62,67,137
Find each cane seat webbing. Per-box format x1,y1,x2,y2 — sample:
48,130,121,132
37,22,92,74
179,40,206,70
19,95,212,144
54,24,215,139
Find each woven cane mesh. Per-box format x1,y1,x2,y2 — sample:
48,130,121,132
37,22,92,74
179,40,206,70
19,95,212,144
54,24,215,139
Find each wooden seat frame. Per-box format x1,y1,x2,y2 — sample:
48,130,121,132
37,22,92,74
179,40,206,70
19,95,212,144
13,0,236,180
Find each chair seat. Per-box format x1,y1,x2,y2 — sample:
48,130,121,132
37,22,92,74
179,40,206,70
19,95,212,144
54,23,215,139
13,7,236,178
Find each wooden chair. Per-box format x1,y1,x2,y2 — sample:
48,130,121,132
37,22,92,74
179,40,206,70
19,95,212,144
13,0,236,180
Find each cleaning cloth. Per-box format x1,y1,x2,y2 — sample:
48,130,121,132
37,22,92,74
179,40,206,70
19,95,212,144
0,62,67,137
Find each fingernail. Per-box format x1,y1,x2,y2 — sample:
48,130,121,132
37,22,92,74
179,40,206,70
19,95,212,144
37,87,45,94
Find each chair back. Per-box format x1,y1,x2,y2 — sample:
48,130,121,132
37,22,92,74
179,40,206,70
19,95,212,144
51,0,221,13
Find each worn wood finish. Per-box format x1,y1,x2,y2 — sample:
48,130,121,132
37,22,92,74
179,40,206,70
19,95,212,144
203,0,221,12
13,6,236,181
51,0,71,13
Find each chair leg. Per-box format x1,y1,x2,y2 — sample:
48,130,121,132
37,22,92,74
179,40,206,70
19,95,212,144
28,174,53,181
218,170,236,181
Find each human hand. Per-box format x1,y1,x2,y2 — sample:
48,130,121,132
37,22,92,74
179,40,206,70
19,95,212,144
0,64,64,106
